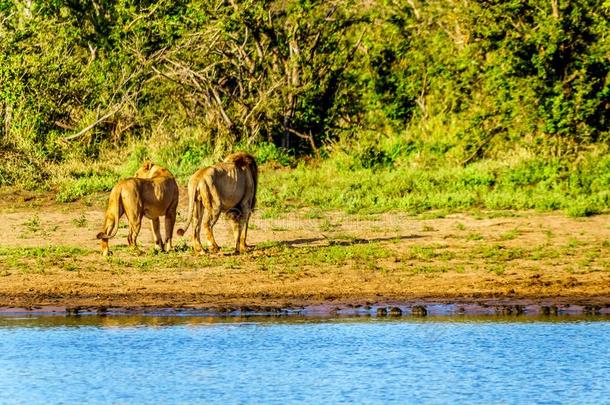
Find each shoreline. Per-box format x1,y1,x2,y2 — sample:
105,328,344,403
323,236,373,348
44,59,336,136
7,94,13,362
1,297,609,317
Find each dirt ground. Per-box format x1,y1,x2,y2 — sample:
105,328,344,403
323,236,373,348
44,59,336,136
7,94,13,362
0,188,609,312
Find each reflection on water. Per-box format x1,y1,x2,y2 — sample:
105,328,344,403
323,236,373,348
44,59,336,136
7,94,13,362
2,313,609,328
1,315,609,404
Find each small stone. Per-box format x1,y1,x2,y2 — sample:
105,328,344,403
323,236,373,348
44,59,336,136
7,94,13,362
389,307,402,316
496,305,512,315
66,306,80,316
411,305,427,316
583,305,601,315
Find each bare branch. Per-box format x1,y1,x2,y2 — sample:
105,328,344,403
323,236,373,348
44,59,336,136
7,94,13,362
124,3,161,31
286,127,320,158
406,0,421,20
63,105,122,141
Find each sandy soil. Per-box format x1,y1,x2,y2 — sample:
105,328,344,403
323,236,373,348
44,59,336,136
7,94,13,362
0,188,609,312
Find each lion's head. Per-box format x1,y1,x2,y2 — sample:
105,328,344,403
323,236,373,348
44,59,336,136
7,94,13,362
134,161,173,179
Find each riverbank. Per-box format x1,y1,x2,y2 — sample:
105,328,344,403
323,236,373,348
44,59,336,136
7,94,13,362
1,190,609,311
1,301,609,317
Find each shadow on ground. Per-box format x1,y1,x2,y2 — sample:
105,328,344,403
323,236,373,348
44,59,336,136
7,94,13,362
271,234,423,248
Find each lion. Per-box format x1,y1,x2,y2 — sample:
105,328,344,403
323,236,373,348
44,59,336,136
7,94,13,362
177,152,258,254
96,162,179,256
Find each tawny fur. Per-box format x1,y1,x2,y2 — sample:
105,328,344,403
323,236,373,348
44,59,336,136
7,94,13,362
177,152,258,254
96,162,179,256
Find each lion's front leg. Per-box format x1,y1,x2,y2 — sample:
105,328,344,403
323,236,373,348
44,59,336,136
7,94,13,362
100,238,111,257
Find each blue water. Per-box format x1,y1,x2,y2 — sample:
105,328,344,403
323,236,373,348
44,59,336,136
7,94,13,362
0,316,608,404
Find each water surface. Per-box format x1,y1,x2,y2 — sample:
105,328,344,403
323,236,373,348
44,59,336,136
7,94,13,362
1,315,608,404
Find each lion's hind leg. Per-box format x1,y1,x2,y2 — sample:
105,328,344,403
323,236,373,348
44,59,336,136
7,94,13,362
164,200,178,252
192,200,205,255
230,201,251,254
126,211,142,251
227,209,243,255
239,210,252,252
203,206,221,253
151,218,164,252
200,183,221,253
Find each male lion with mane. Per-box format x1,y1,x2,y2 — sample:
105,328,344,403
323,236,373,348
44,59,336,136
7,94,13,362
177,152,258,254
96,162,179,256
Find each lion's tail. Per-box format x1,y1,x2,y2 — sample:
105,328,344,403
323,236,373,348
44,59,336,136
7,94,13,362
177,179,199,237
226,152,258,210
96,186,123,240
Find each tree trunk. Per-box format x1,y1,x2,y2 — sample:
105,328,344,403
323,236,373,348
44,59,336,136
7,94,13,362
551,0,560,19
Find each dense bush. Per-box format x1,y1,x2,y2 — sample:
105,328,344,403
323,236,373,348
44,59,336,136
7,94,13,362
2,1,608,160
0,0,609,215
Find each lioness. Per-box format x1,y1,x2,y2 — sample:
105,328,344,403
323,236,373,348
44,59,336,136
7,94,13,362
177,152,258,254
96,162,179,256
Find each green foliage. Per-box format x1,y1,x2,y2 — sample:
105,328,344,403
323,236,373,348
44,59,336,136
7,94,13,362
2,0,608,166
0,148,48,189
163,140,214,180
565,197,602,217
0,0,609,215
351,145,395,170
250,142,294,167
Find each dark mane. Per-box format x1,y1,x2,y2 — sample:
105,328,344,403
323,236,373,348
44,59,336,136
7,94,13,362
225,152,258,209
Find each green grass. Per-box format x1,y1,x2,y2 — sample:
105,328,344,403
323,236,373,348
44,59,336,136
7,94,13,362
19,215,59,237
406,246,438,261
0,246,93,274
56,174,119,203
257,152,610,217
0,241,393,275
22,215,41,233
319,219,340,232
5,139,610,218
71,214,88,228
2,234,607,277
480,244,526,261
402,245,455,261
0,246,91,258
488,265,506,276
303,209,325,219
500,228,521,241
254,242,392,274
